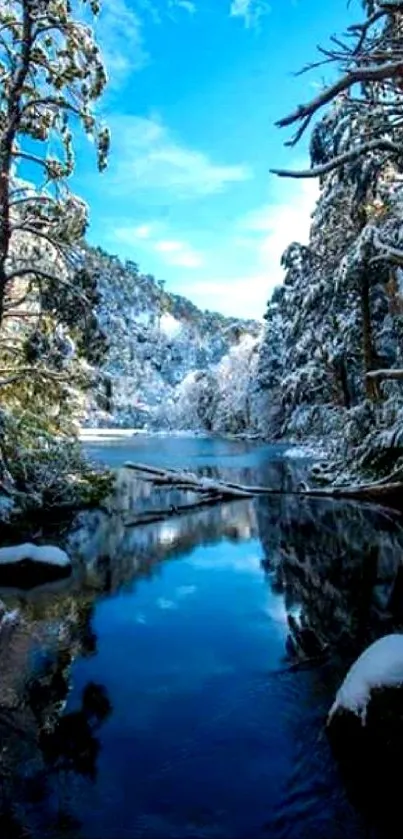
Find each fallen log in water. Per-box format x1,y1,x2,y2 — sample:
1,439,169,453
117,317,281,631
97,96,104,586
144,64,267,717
122,462,403,527
124,462,256,498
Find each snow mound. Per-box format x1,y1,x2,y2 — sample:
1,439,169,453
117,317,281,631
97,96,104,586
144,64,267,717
328,634,403,725
0,543,71,568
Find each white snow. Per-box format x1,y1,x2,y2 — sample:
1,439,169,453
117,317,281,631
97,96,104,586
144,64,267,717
79,245,261,432
160,313,182,338
0,544,71,568
79,428,144,440
328,634,403,725
284,446,317,459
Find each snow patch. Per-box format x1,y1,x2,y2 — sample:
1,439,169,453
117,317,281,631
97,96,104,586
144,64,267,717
328,634,403,725
79,428,143,440
160,313,182,338
284,446,315,459
0,544,71,568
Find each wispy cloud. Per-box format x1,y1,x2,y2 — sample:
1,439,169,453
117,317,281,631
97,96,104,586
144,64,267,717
240,178,318,279
172,178,318,317
106,115,252,199
132,224,154,239
113,224,204,268
154,239,204,268
97,0,149,80
107,176,318,318
229,0,271,27
169,0,197,13
186,275,270,319
97,0,197,83
113,223,161,246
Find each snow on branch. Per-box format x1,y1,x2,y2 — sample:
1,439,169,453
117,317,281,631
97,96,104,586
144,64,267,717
276,60,403,145
271,139,403,178
366,369,403,381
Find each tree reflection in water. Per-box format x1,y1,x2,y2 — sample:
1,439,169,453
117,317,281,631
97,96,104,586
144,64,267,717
1,460,403,837
0,598,112,838
257,494,403,839
257,494,403,660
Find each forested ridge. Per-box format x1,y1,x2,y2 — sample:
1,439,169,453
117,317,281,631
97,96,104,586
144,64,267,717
80,243,261,432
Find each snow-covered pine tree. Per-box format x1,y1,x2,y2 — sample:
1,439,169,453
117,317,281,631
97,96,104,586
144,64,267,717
260,0,403,485
0,0,111,513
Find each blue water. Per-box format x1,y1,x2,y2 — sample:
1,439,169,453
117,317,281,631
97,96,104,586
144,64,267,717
2,436,403,838
82,433,290,473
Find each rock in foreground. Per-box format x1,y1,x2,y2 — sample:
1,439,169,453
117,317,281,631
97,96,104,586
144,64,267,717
327,634,403,835
328,633,403,724
0,543,72,589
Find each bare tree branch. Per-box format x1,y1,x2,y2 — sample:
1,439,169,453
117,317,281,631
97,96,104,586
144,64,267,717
276,60,403,143
271,138,403,177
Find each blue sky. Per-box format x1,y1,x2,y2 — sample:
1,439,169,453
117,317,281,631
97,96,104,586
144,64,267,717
74,0,359,318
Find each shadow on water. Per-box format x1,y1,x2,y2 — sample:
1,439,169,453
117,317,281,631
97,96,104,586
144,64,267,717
257,493,403,839
257,493,403,658
1,441,403,837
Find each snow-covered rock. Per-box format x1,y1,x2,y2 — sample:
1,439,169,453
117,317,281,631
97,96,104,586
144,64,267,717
328,634,403,724
0,544,70,567
0,543,71,587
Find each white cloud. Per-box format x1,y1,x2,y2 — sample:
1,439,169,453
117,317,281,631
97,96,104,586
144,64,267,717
189,554,262,572
173,179,318,318
113,222,162,245
96,0,201,85
133,224,153,239
170,0,197,12
112,224,204,269
187,275,269,319
240,177,318,286
176,585,197,597
97,0,149,79
154,239,203,268
107,115,252,198
230,0,271,26
154,240,183,253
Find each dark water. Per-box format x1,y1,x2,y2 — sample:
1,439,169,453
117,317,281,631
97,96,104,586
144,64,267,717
1,436,403,838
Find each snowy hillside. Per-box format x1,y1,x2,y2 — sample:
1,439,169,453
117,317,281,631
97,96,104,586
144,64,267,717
80,246,262,432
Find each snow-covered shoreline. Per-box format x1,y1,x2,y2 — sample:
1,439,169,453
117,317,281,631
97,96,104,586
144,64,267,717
79,428,210,442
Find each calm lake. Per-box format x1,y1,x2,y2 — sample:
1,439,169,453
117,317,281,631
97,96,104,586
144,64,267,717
1,435,403,838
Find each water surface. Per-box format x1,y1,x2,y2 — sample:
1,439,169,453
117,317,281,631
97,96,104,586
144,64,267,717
0,435,402,838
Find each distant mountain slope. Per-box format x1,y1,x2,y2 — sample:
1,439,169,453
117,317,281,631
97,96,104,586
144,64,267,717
81,246,262,431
